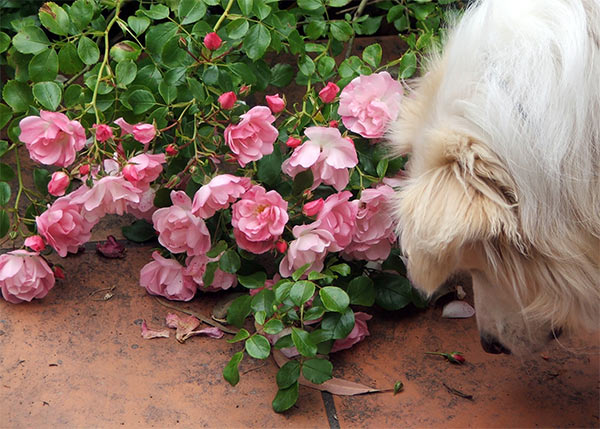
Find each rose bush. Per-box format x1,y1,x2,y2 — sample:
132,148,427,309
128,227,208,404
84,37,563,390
0,0,459,413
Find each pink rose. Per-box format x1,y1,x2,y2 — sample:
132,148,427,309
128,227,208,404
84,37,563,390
225,106,278,167
319,82,340,103
192,174,251,219
286,136,302,149
0,251,55,304
279,224,335,278
47,171,70,196
126,187,157,221
315,191,357,250
36,189,96,257
184,254,237,292
204,32,222,50
24,235,45,252
331,312,372,353
338,71,403,139
114,118,156,145
266,94,285,113
302,198,324,217
140,251,196,301
19,111,86,167
152,191,211,256
93,124,114,142
343,185,396,261
232,185,288,254
282,126,358,191
122,153,166,191
218,91,237,110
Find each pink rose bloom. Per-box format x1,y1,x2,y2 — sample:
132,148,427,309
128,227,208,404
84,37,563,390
152,191,211,256
122,153,166,191
192,174,251,219
93,124,114,142
232,185,288,254
114,118,156,145
282,126,358,191
218,91,237,110
24,235,45,252
47,171,70,197
225,106,278,167
140,251,196,301
302,198,324,217
0,250,55,304
338,72,403,139
330,312,372,353
19,111,86,167
279,224,335,278
70,175,143,223
319,82,340,103
266,94,285,113
343,185,396,261
315,191,357,251
37,189,96,257
126,187,157,221
184,254,237,292
204,32,222,50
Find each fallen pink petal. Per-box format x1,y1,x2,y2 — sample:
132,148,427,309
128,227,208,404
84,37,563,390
96,236,126,259
140,320,170,339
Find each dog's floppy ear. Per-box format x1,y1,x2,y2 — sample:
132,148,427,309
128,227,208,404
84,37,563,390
396,129,521,293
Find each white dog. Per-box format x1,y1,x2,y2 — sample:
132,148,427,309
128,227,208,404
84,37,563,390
389,0,599,355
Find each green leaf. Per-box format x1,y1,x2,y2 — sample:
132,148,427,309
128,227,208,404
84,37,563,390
409,3,435,21
219,249,241,273
298,55,315,76
302,358,333,384
33,168,51,194
256,144,282,186
58,43,84,75
110,41,142,62
227,295,252,328
276,361,300,389
304,306,325,321
178,0,207,25
347,276,376,306
237,0,254,16
362,43,382,68
142,4,170,20
291,169,313,195
69,0,95,31
238,271,267,289
0,182,11,206
128,89,156,114
146,23,179,59
202,261,219,287
330,20,353,42
0,141,9,158
226,19,249,39
243,24,271,60
274,280,293,303
320,287,350,313
33,82,62,111
292,263,311,281
158,81,177,104
39,2,71,36
287,29,304,55
0,105,13,130
291,327,317,357
251,289,275,315
298,0,322,11
272,382,299,413
128,15,150,35
254,310,266,325
245,334,271,359
328,0,351,5
28,49,58,83
0,210,9,239
274,333,293,349
398,51,417,79
317,56,335,77
77,36,100,65
263,319,284,335
202,65,219,85
121,220,156,243
329,263,350,276
0,32,11,53
206,240,227,258
305,20,327,40
289,281,315,307
374,273,413,310
376,158,389,178
63,85,82,108
12,26,51,54
223,351,244,386
161,36,187,68
3,80,32,113
308,328,332,344
322,307,355,339
115,60,137,87
227,328,250,343
0,164,15,182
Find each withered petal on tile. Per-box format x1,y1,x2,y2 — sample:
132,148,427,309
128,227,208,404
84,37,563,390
180,327,224,342
96,235,126,258
141,320,170,339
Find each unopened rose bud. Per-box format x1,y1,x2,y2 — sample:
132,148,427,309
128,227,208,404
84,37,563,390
266,94,285,113
24,235,45,252
93,124,114,142
178,37,187,47
165,175,181,189
319,82,340,103
329,120,338,128
48,171,70,197
448,352,466,364
204,32,222,50
302,198,324,217
166,144,178,156
53,266,65,280
79,164,90,176
301,189,313,199
218,91,237,110
285,136,302,149
275,239,287,253
239,85,251,95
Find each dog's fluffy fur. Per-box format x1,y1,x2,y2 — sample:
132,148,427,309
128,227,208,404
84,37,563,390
389,0,599,354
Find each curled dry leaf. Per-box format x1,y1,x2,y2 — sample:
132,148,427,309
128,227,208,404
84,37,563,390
442,300,475,318
141,320,170,339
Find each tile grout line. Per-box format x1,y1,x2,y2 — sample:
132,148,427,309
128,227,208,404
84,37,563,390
321,391,341,429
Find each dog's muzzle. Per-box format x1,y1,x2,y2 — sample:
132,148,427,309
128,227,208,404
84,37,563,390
480,334,512,354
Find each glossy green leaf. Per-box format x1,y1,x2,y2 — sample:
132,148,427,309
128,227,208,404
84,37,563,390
142,4,170,20
263,319,284,335
270,63,294,87
319,286,350,313
330,20,353,42
0,182,11,205
128,15,150,35
115,60,137,87
178,0,207,25
0,210,9,239
347,276,376,306
238,0,254,16
362,43,382,68
12,26,51,54
33,168,51,194
243,23,270,60
251,289,275,316
289,281,315,307
28,49,58,83
128,89,156,114
64,84,83,107
238,271,267,289
69,0,95,31
3,80,33,112
39,2,71,36
0,164,15,183
291,327,317,357
374,273,413,310
206,240,227,258
122,220,156,243
0,105,13,130
33,82,62,110
77,36,100,65
227,295,252,328
110,41,142,62
302,358,333,384
398,51,417,79
227,328,250,343
245,334,271,359
219,249,241,273
0,32,10,53
298,0,322,11
223,351,244,386
322,307,355,339
158,81,177,104
226,19,249,39
58,43,84,75
272,382,298,413
276,360,300,389
298,55,315,76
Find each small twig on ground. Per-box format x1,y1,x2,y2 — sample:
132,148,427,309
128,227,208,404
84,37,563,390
153,296,237,334
442,382,474,400
241,363,268,375
89,285,116,301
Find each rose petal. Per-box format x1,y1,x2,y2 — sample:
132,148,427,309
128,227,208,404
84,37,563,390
141,320,170,339
181,327,224,342
442,300,476,318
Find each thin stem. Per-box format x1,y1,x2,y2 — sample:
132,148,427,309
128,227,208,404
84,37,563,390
213,0,235,32
344,0,369,59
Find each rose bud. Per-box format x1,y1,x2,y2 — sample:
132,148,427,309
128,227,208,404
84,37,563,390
79,164,90,176
302,198,324,217
24,235,45,252
448,352,466,364
239,85,251,95
96,235,126,259
93,124,113,142
266,94,285,113
319,82,340,103
53,265,65,280
218,91,237,110
329,120,339,128
47,171,70,197
285,136,302,149
275,239,288,253
165,144,178,156
204,32,222,50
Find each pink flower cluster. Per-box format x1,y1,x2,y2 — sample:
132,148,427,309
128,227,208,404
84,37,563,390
224,106,278,167
0,250,55,304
